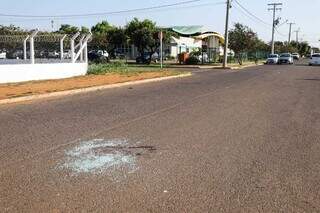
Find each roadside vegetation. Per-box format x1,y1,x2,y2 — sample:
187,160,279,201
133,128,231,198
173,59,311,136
87,61,174,76
0,19,316,66
87,61,129,75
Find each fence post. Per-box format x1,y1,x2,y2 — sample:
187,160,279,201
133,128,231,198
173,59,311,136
29,29,39,64
23,35,29,60
60,35,67,61
84,33,91,63
79,35,86,62
70,32,80,63
72,33,92,63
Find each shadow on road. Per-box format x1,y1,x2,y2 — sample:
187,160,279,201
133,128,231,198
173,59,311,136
297,78,320,81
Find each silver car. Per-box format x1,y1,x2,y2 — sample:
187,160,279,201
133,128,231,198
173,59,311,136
266,54,279,64
279,53,294,64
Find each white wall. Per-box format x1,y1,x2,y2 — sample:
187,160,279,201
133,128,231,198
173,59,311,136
0,63,88,84
170,36,203,57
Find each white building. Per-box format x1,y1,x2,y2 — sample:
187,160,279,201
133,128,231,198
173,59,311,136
128,25,225,62
167,26,225,58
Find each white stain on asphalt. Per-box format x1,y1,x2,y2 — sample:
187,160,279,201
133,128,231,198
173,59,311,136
59,138,137,175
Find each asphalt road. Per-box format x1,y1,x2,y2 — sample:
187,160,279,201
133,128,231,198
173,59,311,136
1,63,320,212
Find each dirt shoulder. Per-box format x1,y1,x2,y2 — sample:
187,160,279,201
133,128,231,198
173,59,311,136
0,70,185,100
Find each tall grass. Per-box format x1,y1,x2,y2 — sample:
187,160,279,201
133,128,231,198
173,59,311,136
87,61,129,75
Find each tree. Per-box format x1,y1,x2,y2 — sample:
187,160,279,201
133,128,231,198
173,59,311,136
274,40,311,56
58,24,79,35
228,23,259,65
125,18,174,58
91,21,113,35
80,26,90,34
125,18,157,57
0,25,27,58
106,27,127,56
89,21,114,52
290,41,310,56
274,41,297,53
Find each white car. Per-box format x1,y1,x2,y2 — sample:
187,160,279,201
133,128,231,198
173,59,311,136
309,53,320,66
198,53,209,63
266,54,279,64
279,53,294,64
292,53,300,60
97,50,109,58
0,52,6,59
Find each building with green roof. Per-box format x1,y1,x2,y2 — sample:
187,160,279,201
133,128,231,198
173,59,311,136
166,25,225,62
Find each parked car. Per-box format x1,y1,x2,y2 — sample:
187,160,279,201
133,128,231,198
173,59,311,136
309,53,320,66
97,50,109,58
198,53,209,63
0,52,6,59
292,53,300,60
63,51,71,59
48,51,60,58
113,51,126,59
265,54,279,64
279,53,294,64
10,50,24,59
136,52,159,64
88,50,109,62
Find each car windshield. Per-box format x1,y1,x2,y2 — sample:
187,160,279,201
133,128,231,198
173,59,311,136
312,54,320,58
292,53,298,55
269,54,278,58
280,54,291,57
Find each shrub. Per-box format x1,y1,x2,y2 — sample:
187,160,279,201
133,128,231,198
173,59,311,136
185,56,200,65
190,50,202,57
87,61,128,75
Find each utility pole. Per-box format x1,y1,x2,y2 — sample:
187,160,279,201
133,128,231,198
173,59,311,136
268,3,282,54
51,20,54,32
294,28,300,42
223,0,231,68
287,22,295,43
159,31,163,69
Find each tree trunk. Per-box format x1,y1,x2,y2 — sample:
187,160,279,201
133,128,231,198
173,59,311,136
237,53,243,65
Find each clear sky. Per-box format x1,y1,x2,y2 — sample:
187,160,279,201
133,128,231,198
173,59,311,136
1,0,319,47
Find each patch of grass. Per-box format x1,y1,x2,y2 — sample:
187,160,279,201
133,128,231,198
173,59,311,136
88,61,175,76
88,61,129,75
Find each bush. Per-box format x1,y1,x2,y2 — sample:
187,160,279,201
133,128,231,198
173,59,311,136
90,57,110,64
166,56,176,60
190,50,202,57
87,61,128,75
185,56,200,65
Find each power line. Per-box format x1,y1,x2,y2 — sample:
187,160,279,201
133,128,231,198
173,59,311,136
232,1,287,38
234,0,270,26
0,0,209,18
0,1,225,23
232,4,270,29
275,28,287,38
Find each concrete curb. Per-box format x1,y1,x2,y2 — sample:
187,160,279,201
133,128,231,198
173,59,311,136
168,63,263,70
0,73,192,105
229,63,263,70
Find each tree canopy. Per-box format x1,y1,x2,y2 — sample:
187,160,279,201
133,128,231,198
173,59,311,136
91,21,113,35
125,18,176,56
228,23,259,64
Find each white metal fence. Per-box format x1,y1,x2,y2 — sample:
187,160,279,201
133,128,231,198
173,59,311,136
0,30,92,83
0,30,92,64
